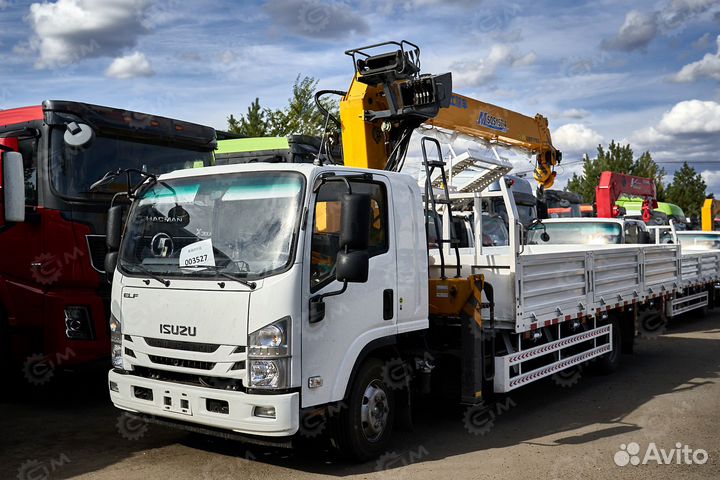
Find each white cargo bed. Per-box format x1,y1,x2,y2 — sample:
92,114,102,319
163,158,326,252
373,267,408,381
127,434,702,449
680,249,720,287
430,243,681,333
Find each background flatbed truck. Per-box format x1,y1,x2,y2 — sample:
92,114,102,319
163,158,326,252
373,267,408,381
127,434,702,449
0,100,216,376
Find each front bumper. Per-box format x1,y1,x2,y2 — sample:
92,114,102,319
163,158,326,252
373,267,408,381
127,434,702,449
109,370,299,437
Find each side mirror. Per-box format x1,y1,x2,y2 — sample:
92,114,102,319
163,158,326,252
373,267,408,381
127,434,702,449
106,205,123,251
2,151,25,223
340,193,371,250
105,251,118,283
336,250,369,283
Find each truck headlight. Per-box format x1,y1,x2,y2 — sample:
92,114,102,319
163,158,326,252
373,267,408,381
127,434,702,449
64,306,94,340
249,359,287,388
248,317,290,388
248,317,289,357
109,314,123,369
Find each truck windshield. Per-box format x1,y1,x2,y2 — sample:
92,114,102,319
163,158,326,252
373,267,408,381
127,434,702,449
119,171,305,280
528,222,623,245
50,129,212,199
677,233,720,250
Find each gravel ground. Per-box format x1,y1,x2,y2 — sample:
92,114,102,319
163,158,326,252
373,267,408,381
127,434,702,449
1,312,718,480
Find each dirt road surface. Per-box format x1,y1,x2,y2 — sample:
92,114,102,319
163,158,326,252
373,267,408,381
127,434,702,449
2,313,718,480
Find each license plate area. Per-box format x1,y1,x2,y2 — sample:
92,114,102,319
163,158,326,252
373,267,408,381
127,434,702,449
162,389,192,416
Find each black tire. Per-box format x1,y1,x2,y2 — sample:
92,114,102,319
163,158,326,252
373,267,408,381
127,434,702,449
332,358,395,462
594,318,621,374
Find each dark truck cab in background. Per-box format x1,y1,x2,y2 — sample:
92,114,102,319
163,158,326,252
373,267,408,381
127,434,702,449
0,100,215,374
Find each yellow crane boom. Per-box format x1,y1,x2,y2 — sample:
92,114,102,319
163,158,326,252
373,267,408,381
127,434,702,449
426,93,561,189
338,41,561,189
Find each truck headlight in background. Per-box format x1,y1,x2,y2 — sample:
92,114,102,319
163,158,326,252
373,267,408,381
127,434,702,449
109,314,123,369
64,306,94,340
248,317,290,389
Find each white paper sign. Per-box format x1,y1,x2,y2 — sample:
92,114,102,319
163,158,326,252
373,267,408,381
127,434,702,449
179,239,216,268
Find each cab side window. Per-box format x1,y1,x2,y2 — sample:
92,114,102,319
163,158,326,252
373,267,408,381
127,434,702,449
310,180,388,292
18,137,38,206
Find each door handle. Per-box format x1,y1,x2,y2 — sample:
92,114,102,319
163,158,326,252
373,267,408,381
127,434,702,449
383,289,394,320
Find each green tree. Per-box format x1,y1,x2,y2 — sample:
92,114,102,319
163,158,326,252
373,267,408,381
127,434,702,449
227,97,268,137
566,141,666,202
665,162,707,218
226,75,338,137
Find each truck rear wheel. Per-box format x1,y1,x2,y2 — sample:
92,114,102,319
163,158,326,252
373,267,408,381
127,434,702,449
594,318,621,374
332,358,395,461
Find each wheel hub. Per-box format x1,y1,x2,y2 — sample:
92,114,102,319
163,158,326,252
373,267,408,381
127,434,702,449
360,380,389,442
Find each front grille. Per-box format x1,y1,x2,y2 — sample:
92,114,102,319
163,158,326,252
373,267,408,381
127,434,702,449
86,235,108,273
133,366,244,391
148,355,215,370
145,337,221,353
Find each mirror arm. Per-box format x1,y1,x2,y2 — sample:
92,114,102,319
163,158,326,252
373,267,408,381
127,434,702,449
311,280,348,304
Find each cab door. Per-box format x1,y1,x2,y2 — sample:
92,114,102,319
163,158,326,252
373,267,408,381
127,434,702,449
301,174,397,407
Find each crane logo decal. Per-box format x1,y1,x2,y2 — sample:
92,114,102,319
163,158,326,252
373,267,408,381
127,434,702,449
477,111,508,132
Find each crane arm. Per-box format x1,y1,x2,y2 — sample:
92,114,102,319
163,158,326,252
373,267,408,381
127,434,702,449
424,93,561,189
596,171,658,222
337,41,560,190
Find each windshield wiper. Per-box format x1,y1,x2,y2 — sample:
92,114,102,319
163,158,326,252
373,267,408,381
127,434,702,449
124,263,170,287
180,265,256,290
216,271,257,290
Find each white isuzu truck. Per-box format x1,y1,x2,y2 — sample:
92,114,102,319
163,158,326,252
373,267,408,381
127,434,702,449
104,149,686,460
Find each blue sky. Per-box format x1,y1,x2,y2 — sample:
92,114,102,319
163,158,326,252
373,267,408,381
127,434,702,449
1,0,719,190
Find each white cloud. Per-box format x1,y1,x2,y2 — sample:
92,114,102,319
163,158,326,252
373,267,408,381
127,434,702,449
26,0,151,68
451,44,536,87
701,170,720,194
628,100,720,195
601,10,658,52
552,123,603,153
670,35,720,82
560,108,590,119
629,100,720,147
657,99,720,133
105,51,154,79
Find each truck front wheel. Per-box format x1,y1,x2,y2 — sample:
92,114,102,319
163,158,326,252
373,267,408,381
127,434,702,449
332,358,395,461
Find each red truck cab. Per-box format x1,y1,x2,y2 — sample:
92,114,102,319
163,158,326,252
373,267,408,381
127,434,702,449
0,100,215,375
